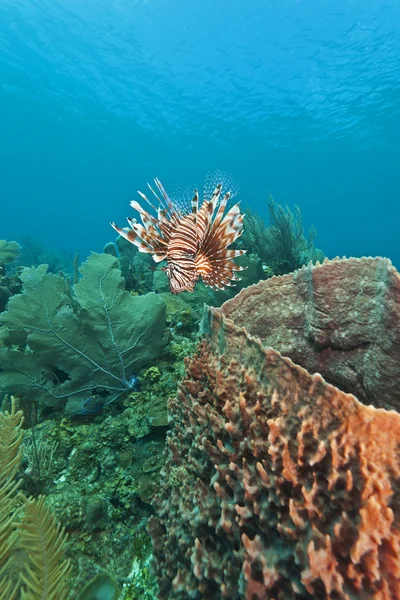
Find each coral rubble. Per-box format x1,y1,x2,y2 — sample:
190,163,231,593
149,304,400,599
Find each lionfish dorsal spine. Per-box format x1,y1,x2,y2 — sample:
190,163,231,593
153,178,182,223
208,192,231,236
130,200,158,230
195,184,222,245
137,190,158,214
191,189,199,224
146,181,175,225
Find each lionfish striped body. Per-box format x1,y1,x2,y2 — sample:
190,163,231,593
111,178,245,294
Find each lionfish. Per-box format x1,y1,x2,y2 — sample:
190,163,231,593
111,177,246,294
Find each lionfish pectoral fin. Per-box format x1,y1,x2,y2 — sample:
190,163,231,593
193,183,246,290
111,222,135,240
110,222,152,252
221,249,245,258
153,254,167,263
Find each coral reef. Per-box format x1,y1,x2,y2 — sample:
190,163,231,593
221,256,400,412
118,530,159,600
17,380,167,597
7,203,399,600
10,336,196,598
0,252,166,415
0,237,202,596
149,304,400,599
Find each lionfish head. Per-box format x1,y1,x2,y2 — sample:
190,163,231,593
163,263,197,294
111,174,246,294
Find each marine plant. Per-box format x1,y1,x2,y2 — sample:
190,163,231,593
0,252,166,416
241,195,322,275
0,398,71,599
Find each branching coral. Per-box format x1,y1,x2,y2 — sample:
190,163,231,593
149,305,400,599
241,196,322,275
0,252,166,415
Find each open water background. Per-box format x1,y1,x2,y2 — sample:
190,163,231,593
1,0,399,265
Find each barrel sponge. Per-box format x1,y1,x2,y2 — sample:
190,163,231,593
221,256,400,412
149,306,400,599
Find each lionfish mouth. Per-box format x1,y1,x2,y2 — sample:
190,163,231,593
111,177,246,294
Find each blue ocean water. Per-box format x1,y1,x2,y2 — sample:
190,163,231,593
1,0,399,266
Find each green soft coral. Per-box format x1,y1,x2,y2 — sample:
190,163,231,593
0,253,166,415
241,196,323,276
